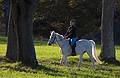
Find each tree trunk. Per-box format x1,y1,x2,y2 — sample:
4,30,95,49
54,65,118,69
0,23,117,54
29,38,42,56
6,0,38,67
100,0,116,63
3,0,10,36
6,0,18,61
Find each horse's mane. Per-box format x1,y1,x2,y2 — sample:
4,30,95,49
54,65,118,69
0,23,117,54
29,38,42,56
51,31,64,39
55,33,64,38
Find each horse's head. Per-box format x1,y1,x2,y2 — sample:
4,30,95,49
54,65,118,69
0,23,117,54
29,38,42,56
48,31,56,46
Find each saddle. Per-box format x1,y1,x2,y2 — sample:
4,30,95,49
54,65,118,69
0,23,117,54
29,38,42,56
69,38,77,56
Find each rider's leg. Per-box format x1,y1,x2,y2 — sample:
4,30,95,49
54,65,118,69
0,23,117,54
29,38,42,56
69,38,76,56
71,45,76,56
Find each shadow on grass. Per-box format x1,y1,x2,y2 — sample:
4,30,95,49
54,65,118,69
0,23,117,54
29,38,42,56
48,57,120,67
0,56,92,77
0,56,66,77
36,64,66,77
1,56,120,77
40,57,94,68
105,59,120,66
0,56,14,63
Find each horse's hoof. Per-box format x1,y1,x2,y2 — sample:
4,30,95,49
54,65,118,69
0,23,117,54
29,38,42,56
60,64,63,66
77,64,80,68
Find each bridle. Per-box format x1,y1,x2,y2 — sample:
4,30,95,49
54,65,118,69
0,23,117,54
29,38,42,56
50,34,56,44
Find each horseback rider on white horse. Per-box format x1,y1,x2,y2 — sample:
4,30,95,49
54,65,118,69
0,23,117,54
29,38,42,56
64,19,78,56
48,31,102,67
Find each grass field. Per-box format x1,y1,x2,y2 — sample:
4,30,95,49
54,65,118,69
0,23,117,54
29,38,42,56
0,36,120,78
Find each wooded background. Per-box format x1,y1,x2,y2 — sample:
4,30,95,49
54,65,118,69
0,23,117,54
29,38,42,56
0,0,120,44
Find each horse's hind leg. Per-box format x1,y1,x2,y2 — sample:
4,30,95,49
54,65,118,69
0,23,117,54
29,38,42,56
87,52,95,68
77,53,83,67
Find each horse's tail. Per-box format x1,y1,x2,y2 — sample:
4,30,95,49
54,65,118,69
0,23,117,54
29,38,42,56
89,40,102,64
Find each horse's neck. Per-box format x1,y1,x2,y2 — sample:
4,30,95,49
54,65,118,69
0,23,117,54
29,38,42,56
56,34,64,40
55,33,67,46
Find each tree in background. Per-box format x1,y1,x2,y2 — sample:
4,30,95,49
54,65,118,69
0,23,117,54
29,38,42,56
3,0,10,36
100,0,116,63
6,0,38,68
0,0,3,16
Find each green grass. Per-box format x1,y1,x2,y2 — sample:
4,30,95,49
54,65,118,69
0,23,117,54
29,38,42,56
0,36,120,78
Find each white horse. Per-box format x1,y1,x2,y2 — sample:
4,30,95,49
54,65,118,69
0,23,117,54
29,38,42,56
48,31,102,67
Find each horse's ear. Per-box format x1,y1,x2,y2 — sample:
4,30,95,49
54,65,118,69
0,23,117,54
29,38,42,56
50,31,55,34
52,31,55,33
53,31,55,33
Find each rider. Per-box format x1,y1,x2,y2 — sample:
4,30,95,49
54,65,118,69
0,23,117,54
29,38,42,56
64,19,77,56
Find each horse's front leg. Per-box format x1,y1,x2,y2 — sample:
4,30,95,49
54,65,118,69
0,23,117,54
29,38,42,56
60,56,64,65
60,55,67,66
60,48,68,66
63,55,68,66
